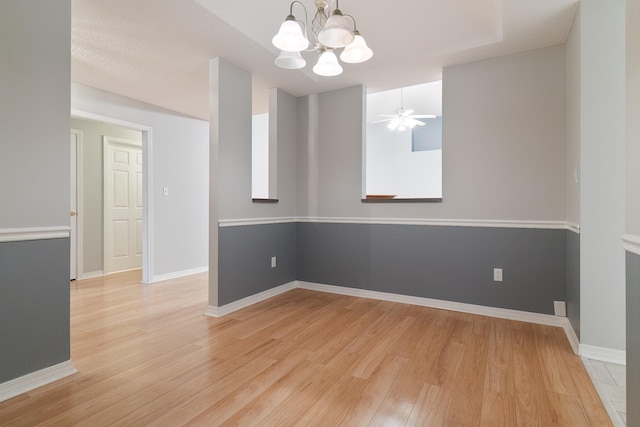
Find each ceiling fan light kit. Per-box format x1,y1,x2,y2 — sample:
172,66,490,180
272,0,373,76
371,87,438,132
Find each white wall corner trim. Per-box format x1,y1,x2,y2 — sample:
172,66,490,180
622,234,640,256
0,227,71,243
205,281,297,317
0,360,77,403
218,217,297,227
567,222,581,234
150,266,209,284
579,344,626,365
562,318,580,355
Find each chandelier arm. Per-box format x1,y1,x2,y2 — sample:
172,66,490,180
343,13,357,32
290,1,309,41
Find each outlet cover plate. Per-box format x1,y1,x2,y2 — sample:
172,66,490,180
554,301,566,317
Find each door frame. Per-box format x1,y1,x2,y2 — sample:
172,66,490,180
71,109,154,284
70,129,83,280
103,136,143,275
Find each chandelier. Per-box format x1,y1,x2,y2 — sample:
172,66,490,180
272,0,373,77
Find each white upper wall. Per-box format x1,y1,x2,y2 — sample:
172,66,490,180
566,12,581,227
71,83,209,278
298,45,567,221
0,1,71,228
579,0,626,351
213,62,298,221
252,113,269,199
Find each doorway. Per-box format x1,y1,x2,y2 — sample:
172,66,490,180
70,111,152,283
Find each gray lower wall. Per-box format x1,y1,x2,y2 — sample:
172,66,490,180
627,251,640,427
297,222,567,314
218,223,297,306
567,230,580,338
0,239,70,383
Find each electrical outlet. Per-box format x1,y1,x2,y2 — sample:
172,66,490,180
493,268,503,282
163,187,169,196
554,301,566,317
271,256,277,268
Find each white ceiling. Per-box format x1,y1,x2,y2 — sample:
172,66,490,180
71,0,579,120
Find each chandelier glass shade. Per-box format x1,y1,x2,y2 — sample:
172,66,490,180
272,0,372,76
317,10,353,48
272,17,309,52
340,31,372,63
275,50,307,69
313,50,343,76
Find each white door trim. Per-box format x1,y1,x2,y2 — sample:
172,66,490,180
70,129,83,280
71,109,153,284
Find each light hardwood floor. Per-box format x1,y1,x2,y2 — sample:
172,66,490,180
0,270,612,426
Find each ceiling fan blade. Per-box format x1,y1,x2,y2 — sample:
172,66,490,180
402,109,415,117
411,114,437,119
369,118,393,124
376,115,397,118
406,118,426,127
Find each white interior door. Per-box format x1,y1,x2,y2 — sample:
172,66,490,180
70,131,78,280
104,138,143,274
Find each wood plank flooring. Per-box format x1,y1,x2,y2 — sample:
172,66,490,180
0,270,612,426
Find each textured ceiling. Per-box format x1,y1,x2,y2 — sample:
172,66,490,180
71,0,579,120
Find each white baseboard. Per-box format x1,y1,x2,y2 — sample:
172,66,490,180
149,266,208,283
562,319,580,355
579,344,626,365
297,282,591,356
205,281,297,318
206,280,578,350
0,360,77,403
297,281,567,328
204,280,628,365
77,270,105,280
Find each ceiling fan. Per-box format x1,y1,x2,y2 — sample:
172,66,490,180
370,88,437,131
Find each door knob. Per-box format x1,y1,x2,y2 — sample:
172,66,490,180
70,211,77,217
